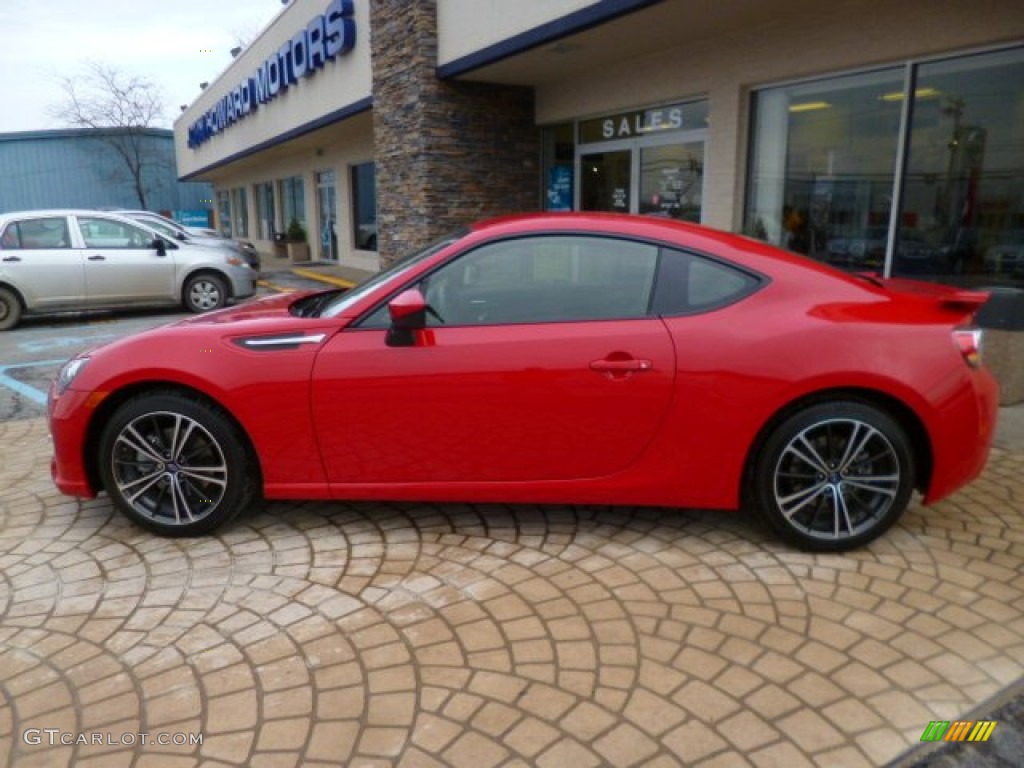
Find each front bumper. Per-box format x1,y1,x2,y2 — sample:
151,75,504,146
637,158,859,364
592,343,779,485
227,265,258,301
48,384,99,498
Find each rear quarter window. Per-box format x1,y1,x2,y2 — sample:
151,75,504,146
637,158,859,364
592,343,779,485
652,247,763,315
0,217,71,250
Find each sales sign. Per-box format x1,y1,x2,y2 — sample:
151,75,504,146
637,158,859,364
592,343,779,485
578,101,708,144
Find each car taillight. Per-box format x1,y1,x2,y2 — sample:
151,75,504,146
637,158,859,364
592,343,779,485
953,328,984,368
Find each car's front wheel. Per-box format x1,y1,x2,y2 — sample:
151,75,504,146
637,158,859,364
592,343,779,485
752,401,915,552
98,392,256,536
183,273,227,313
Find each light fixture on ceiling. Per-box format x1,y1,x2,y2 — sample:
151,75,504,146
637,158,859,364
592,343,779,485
788,101,831,113
879,87,942,102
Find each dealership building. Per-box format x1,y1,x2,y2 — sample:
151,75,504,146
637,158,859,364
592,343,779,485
175,0,1023,293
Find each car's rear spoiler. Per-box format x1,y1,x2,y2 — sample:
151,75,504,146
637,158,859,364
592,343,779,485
859,274,991,313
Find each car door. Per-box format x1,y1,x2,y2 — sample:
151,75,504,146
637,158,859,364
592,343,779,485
0,215,85,309
311,234,676,484
75,215,176,304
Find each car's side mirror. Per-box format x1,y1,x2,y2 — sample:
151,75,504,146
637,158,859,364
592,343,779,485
153,238,167,256
176,232,188,241
386,288,427,347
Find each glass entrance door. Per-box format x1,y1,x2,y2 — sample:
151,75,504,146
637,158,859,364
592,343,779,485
578,138,705,221
580,150,632,213
639,141,704,222
316,170,338,262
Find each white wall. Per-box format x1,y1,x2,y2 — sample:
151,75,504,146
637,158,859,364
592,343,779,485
437,0,601,66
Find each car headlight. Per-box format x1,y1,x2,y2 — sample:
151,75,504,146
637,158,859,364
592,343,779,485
56,356,90,394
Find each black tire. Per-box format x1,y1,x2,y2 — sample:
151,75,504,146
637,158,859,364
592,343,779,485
98,392,256,536
0,286,23,331
183,272,227,313
752,401,915,552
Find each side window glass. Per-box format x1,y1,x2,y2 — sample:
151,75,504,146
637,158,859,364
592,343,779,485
653,248,762,314
138,217,177,238
78,217,153,249
417,235,659,326
0,218,70,250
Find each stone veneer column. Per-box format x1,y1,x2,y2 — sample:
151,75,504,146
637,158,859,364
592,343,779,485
370,0,540,266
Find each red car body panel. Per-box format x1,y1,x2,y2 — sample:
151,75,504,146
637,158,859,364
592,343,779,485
49,213,998,516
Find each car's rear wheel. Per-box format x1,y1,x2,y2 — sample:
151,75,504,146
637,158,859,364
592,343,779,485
98,392,255,536
184,273,227,313
0,287,23,331
753,401,915,552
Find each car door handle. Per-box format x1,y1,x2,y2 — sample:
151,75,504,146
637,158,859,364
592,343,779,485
88,255,106,261
589,360,651,374
1,255,21,262
589,357,653,379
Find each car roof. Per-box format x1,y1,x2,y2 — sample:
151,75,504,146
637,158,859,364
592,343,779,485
1,208,147,219
0,209,167,237
466,211,879,290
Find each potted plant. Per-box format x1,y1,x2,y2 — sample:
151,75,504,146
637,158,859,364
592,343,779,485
285,218,309,263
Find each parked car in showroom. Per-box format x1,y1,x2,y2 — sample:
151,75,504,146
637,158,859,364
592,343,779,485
825,226,888,269
0,209,256,330
112,209,260,273
48,213,997,551
983,231,1024,277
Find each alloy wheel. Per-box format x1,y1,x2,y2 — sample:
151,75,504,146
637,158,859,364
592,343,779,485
110,410,228,525
772,417,901,542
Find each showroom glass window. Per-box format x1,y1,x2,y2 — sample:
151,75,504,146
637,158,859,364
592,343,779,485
280,176,306,234
351,162,377,250
232,187,248,238
746,46,1023,289
216,191,232,238
255,182,275,239
541,124,575,211
895,49,1024,286
746,68,904,268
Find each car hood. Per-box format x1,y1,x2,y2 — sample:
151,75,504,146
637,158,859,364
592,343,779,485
173,291,316,325
75,291,346,379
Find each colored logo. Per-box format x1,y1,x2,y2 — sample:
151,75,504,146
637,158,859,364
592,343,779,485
920,720,997,742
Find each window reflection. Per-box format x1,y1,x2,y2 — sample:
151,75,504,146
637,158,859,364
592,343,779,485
746,68,903,268
745,46,1024,290
895,48,1024,288
639,143,703,222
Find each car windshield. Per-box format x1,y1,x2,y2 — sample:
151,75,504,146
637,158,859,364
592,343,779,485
317,231,465,318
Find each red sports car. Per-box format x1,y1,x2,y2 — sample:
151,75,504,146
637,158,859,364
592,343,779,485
48,213,998,551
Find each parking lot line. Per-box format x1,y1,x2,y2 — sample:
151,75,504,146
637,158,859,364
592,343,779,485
0,359,65,405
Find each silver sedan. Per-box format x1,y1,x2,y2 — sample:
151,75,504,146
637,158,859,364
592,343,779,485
0,210,256,330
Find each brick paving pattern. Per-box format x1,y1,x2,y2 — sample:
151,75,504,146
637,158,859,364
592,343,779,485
1,416,1022,766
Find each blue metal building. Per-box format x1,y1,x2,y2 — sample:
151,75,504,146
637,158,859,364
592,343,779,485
0,128,213,219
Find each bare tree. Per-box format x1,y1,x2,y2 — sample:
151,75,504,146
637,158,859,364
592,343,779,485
55,62,167,209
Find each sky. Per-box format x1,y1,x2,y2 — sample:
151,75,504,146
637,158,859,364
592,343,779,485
0,0,287,133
